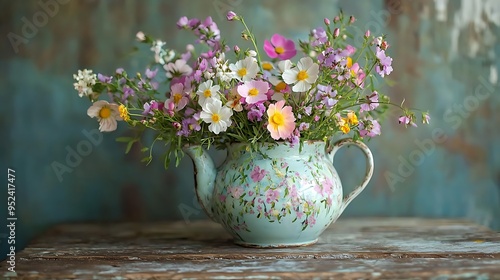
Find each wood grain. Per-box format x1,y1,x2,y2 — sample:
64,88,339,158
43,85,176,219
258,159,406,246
2,218,500,279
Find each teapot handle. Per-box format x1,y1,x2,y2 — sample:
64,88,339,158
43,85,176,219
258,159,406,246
327,138,374,216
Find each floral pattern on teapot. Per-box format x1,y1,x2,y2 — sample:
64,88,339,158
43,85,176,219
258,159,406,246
211,143,343,240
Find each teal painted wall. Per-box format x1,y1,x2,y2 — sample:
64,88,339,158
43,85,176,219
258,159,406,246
1,0,499,256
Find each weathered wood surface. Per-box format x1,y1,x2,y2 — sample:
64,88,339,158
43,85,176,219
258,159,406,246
2,218,500,279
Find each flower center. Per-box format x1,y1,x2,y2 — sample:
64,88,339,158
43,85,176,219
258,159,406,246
275,46,284,54
237,68,247,77
248,88,259,97
211,113,220,122
99,107,111,119
262,62,273,71
271,112,284,126
275,81,287,92
296,70,308,81
203,89,212,98
173,93,182,103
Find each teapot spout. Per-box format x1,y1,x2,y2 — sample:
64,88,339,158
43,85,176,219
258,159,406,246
183,145,217,222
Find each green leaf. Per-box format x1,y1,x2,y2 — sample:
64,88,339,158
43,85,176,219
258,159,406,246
116,137,134,143
125,139,137,154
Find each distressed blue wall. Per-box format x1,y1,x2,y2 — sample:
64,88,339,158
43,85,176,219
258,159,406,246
1,0,499,256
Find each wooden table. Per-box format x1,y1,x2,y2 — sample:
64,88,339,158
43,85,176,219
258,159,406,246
2,218,500,279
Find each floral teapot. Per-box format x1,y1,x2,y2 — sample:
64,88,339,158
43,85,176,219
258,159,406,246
184,138,373,248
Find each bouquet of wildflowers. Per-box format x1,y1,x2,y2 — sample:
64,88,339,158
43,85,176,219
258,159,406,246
74,12,429,167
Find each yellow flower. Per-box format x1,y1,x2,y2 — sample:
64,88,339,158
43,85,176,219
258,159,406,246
339,118,350,134
347,111,358,125
119,104,130,122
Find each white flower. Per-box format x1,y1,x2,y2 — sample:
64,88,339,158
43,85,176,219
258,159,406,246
229,56,259,81
277,60,293,74
151,40,166,64
73,69,97,97
282,57,319,92
87,100,121,132
247,50,257,57
196,80,221,107
200,99,233,134
164,59,192,78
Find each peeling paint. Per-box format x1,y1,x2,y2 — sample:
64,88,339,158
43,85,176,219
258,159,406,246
449,0,500,59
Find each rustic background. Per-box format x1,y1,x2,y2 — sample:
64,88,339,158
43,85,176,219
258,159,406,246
1,0,499,256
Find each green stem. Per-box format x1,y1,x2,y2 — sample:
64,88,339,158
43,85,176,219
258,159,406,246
240,18,263,71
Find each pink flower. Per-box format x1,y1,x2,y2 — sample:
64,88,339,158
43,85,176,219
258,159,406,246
226,11,237,21
375,48,393,77
263,34,297,60
360,91,379,112
288,185,298,200
398,115,417,127
250,166,267,182
308,215,316,227
265,189,280,203
237,80,270,104
165,83,189,111
296,211,304,219
326,197,333,206
267,100,296,140
359,118,381,138
229,186,244,198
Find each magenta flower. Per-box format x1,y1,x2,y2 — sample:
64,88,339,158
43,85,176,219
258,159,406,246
263,34,297,60
142,101,161,116
250,166,267,182
247,102,266,122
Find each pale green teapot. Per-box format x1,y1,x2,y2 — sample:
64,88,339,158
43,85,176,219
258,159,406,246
184,138,373,248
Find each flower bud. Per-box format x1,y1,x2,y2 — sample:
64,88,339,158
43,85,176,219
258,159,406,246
233,45,240,54
248,50,257,57
136,31,146,42
186,44,195,52
364,30,371,38
173,122,182,130
349,16,356,24
333,16,340,23
380,41,390,50
226,11,237,21
324,18,330,25
333,28,340,38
